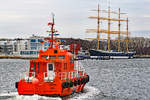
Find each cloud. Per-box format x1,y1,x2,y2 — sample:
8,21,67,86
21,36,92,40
0,0,150,38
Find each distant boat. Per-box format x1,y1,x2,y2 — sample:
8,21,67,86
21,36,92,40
86,4,135,59
89,49,135,59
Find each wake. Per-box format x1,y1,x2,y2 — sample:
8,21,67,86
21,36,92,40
0,86,102,100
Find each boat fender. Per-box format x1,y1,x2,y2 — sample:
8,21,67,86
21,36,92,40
32,78,39,85
70,81,73,87
86,75,89,83
62,82,69,88
81,78,85,84
74,80,77,86
65,81,69,88
62,82,66,88
78,79,81,85
84,78,87,83
15,82,18,88
87,75,90,82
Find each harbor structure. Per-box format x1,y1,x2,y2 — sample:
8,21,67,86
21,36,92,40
0,36,74,58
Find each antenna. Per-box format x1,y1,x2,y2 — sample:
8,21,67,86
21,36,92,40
108,0,111,8
46,13,58,48
51,14,54,48
51,13,55,25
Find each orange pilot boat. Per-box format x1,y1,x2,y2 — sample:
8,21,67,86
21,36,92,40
15,15,89,96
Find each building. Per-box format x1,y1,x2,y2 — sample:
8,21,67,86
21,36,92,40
18,35,45,57
0,35,76,57
0,40,13,55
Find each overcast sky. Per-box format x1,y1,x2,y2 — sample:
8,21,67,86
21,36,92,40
0,0,150,39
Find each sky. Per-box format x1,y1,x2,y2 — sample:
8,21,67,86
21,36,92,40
0,0,150,39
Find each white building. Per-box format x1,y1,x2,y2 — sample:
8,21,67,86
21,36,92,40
0,35,71,57
0,40,13,55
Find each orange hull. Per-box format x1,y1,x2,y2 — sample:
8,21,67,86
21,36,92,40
16,76,89,96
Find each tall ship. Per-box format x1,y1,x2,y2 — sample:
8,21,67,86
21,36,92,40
15,15,89,96
87,5,135,59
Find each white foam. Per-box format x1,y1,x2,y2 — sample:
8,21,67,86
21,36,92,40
0,92,18,97
9,95,61,100
0,86,100,100
69,86,101,100
0,92,61,100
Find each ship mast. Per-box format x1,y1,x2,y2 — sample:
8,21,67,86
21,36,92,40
118,8,121,52
87,4,101,50
86,4,129,52
46,14,58,49
97,4,100,50
51,15,55,48
126,18,129,53
108,6,111,52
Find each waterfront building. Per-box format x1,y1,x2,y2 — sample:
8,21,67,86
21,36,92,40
18,35,45,57
0,35,73,57
0,41,13,55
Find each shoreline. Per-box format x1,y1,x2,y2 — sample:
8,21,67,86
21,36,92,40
133,55,150,58
0,55,150,59
0,56,36,59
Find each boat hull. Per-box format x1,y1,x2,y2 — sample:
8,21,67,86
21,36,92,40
16,76,89,96
89,49,135,59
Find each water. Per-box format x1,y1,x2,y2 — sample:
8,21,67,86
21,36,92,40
0,59,150,100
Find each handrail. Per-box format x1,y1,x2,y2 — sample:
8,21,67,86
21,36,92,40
20,70,86,82
43,71,86,81
20,72,35,82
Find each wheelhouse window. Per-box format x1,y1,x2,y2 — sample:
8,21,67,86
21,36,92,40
53,45,56,48
49,55,56,59
41,55,46,59
58,55,65,59
41,55,48,59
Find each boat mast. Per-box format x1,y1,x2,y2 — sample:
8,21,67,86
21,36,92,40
87,4,101,50
51,15,55,48
108,6,111,52
47,14,56,49
126,18,129,53
97,4,100,50
86,3,129,52
118,8,121,52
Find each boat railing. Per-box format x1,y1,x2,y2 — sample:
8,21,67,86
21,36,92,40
20,71,86,82
44,72,55,82
43,71,86,82
75,61,86,72
20,72,35,82
59,71,86,81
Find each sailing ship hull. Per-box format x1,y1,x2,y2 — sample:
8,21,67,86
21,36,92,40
89,49,135,59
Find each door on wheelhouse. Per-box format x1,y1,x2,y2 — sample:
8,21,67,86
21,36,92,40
47,63,55,81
